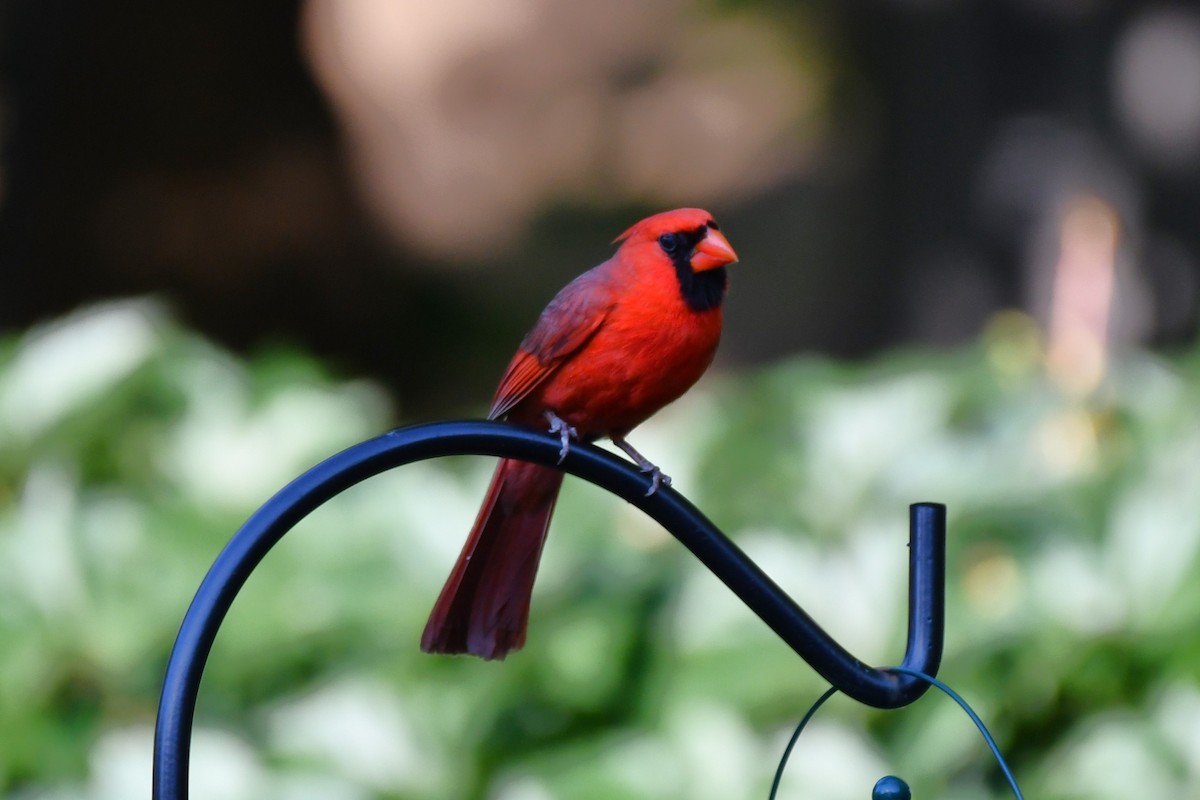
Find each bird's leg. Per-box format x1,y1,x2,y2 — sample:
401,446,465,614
543,410,578,464
611,436,672,496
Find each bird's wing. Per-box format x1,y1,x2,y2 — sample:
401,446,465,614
488,269,614,420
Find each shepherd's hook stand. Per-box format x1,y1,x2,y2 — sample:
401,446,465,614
152,420,946,799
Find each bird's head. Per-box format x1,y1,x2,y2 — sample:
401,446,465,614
613,208,739,273
613,208,738,312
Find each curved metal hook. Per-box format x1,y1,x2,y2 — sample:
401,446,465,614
152,420,945,799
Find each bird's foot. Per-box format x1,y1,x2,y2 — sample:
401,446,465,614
544,410,578,464
640,465,671,496
612,436,672,496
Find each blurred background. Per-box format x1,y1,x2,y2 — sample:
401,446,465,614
2,0,1200,798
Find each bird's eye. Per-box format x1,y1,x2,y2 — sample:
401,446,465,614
658,232,681,256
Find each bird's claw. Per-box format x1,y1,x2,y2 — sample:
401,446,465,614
641,466,672,497
611,435,671,496
544,411,578,464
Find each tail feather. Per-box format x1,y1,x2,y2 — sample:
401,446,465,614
421,458,564,659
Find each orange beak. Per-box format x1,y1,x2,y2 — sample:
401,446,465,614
690,228,739,272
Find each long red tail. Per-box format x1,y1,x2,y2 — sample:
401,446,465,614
421,458,564,659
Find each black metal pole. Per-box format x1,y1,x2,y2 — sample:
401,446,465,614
153,420,945,799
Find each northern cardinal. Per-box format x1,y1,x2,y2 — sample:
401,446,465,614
421,208,739,659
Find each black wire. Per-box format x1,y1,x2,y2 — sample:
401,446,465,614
767,685,840,800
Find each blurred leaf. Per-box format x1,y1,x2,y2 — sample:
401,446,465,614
5,301,1200,798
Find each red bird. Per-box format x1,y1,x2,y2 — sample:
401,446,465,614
421,208,739,659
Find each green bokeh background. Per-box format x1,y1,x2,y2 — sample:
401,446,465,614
4,300,1199,799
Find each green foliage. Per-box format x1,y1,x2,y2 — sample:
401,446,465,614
3,300,1200,799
